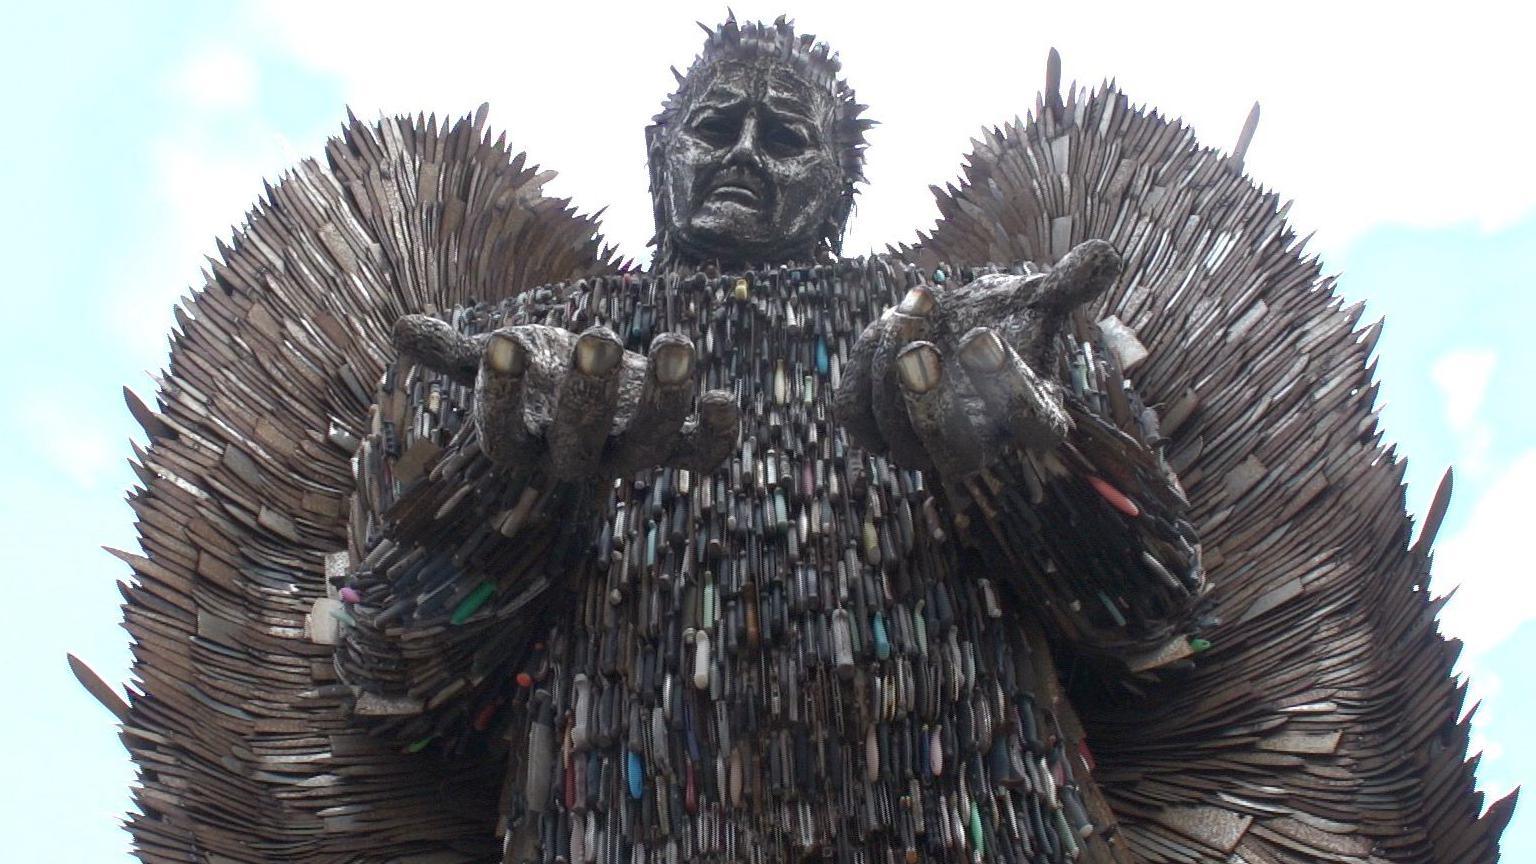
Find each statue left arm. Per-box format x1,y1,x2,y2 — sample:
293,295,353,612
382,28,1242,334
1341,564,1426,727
836,241,1208,672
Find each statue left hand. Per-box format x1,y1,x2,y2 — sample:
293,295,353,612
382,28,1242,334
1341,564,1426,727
835,239,1122,483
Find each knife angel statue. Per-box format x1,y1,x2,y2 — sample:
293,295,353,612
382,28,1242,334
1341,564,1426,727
83,15,1512,864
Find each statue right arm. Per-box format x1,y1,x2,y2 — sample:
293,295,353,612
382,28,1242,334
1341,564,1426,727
331,284,737,738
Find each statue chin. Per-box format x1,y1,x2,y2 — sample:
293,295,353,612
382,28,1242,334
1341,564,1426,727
691,197,764,235
679,208,815,265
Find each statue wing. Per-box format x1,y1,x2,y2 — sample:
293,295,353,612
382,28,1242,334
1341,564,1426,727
886,78,1513,862
102,107,620,862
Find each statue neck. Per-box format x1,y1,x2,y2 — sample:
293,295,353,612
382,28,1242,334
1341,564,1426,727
652,243,829,274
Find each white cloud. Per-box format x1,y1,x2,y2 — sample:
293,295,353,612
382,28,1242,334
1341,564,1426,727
173,45,259,110
1462,668,1503,763
1431,350,1496,433
106,125,295,367
106,43,317,370
29,401,118,490
242,0,1536,261
1430,348,1497,474
1434,449,1536,662
1433,451,1532,802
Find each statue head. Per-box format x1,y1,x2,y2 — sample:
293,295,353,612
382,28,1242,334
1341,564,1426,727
647,16,871,267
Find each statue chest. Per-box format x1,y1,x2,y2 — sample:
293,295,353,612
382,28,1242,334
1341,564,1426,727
548,263,972,685
511,267,1043,860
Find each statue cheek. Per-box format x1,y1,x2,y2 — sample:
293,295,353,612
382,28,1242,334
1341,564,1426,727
777,161,839,227
666,171,700,221
665,143,714,205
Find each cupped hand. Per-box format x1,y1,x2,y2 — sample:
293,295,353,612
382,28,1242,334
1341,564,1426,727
835,240,1122,482
392,318,738,480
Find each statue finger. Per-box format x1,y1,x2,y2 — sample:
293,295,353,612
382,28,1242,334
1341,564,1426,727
895,341,988,478
547,327,626,479
394,314,486,386
869,285,941,470
669,390,740,475
958,327,1071,452
610,333,698,475
475,330,537,468
1026,239,1122,365
935,272,1041,336
1033,239,1122,314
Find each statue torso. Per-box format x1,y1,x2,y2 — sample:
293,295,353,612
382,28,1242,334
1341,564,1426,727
345,261,1105,864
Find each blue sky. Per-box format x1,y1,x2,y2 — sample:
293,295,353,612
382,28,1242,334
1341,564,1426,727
2,2,1530,861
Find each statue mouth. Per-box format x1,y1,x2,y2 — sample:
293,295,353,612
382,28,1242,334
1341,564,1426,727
708,183,761,205
702,168,768,208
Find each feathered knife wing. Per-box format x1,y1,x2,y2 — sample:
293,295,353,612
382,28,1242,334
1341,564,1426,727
100,107,620,862
894,75,1513,862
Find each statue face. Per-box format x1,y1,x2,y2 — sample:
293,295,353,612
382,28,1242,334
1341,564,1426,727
659,61,845,265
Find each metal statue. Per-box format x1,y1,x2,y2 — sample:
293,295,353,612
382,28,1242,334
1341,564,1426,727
83,14,1511,864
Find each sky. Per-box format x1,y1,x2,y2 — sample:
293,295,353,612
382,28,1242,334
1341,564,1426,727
1,1,1531,861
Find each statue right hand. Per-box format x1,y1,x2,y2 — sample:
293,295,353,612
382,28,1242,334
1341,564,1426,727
393,316,739,480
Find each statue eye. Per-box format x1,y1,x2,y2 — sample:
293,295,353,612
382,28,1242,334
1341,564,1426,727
762,123,809,157
692,114,739,146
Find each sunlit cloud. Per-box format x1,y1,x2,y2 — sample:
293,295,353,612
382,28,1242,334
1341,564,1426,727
1465,669,1505,764
172,44,259,111
105,44,299,369
1435,450,1536,662
1431,348,1497,475
1432,349,1496,432
248,0,1536,260
29,401,119,490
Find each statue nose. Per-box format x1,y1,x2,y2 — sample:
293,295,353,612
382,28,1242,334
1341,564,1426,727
724,113,763,167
